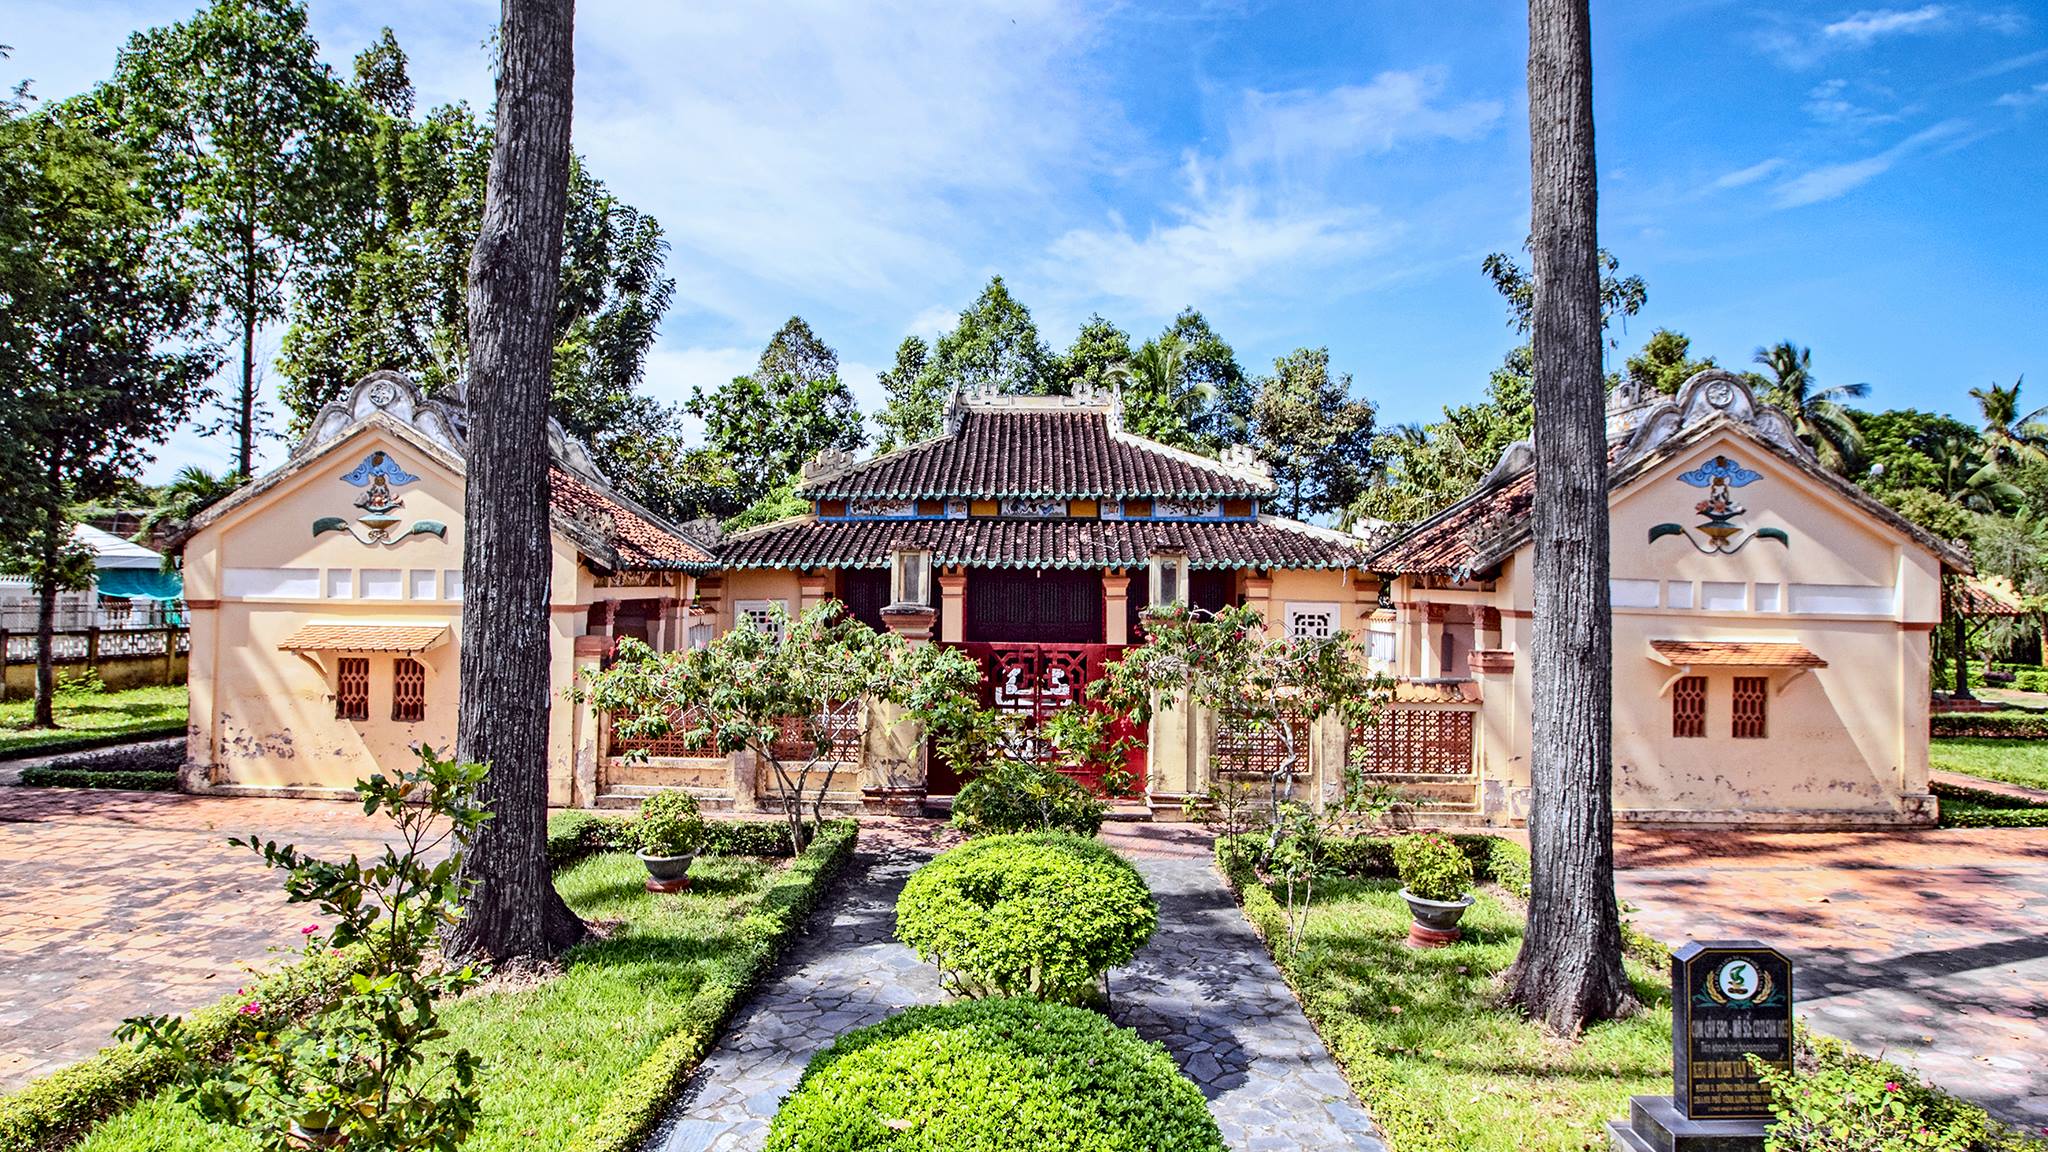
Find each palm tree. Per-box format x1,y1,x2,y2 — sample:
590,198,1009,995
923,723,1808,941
1110,335,1210,446
1929,433,2022,513
1967,376,2045,467
1752,341,1869,472
132,466,245,554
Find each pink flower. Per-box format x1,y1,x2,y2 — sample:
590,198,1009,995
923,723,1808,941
1885,1082,1900,1092
301,924,320,935
239,1001,262,1016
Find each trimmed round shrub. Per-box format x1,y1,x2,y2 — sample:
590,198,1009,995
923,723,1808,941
762,998,1225,1152
895,833,1156,1003
1392,831,1474,901
623,789,706,856
950,759,1107,838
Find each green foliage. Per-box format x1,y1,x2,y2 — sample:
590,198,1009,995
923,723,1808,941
688,317,865,510
1931,713,2048,739
116,747,490,1152
871,335,940,452
1750,1048,2020,1152
563,821,858,1152
1052,313,1132,394
584,605,983,855
88,0,368,472
1251,347,1378,521
1624,328,1717,396
1849,409,1980,494
54,669,110,699
623,790,706,857
1754,341,1870,474
919,275,1054,396
17,767,178,791
0,946,375,1152
950,758,1108,838
722,474,811,533
762,998,1224,1152
894,834,1157,1004
1482,247,1647,341
1392,832,1475,902
1357,348,1535,525
0,684,188,758
1931,781,2048,829
545,812,819,869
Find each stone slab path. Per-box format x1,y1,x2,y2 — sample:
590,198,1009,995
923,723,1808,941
1615,826,2048,1131
645,841,1385,1152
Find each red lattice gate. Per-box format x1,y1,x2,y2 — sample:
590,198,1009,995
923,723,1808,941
933,642,1145,797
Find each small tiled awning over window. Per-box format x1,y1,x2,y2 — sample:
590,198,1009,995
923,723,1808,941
1648,640,1827,668
278,623,448,654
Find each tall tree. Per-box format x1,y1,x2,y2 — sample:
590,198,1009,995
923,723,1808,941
1115,336,1209,449
94,0,367,476
447,0,584,963
1623,328,1715,396
1250,348,1377,521
0,104,218,727
1167,309,1254,448
687,317,865,506
873,335,939,452
1055,314,1133,395
1355,348,1535,525
921,275,1053,396
1752,341,1868,472
1504,0,1636,1034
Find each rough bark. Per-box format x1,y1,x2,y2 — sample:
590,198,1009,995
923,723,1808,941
446,0,585,963
1503,0,1638,1034
31,501,63,729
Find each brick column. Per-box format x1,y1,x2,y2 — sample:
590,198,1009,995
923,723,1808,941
1102,569,1131,645
937,568,967,644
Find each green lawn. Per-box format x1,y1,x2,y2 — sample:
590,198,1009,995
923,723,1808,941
1930,737,2048,793
0,684,187,758
73,851,783,1152
1256,876,1670,1152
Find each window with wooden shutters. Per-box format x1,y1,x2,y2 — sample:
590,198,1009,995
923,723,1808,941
393,658,426,722
1732,676,1768,739
337,658,370,721
1672,676,1706,738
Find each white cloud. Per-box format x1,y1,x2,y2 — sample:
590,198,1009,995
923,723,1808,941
1772,119,1970,206
1712,158,1788,188
1994,81,2048,107
1823,6,1947,44
640,345,756,407
904,306,960,341
1223,69,1503,176
1804,78,1904,125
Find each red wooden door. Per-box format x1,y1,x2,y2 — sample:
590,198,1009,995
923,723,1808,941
928,642,1146,798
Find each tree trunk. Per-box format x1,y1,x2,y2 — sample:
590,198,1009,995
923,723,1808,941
446,0,584,964
31,502,63,729
1503,0,1637,1034
238,234,257,478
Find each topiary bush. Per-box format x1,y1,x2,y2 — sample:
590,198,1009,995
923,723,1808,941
895,833,1156,1003
762,998,1225,1152
623,789,706,856
1392,832,1474,902
950,758,1108,838
1932,710,2048,739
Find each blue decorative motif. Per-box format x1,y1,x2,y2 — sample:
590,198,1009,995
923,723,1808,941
340,451,419,488
1677,455,1761,489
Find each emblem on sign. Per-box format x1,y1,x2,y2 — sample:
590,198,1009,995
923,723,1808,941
1649,454,1790,555
313,451,447,546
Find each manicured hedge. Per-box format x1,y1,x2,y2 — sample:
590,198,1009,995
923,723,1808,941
1932,781,2048,829
895,833,1156,1004
545,810,811,869
1932,711,2048,740
762,998,1225,1152
15,767,178,792
0,945,377,1152
950,761,1107,838
564,819,858,1152
1227,830,1532,899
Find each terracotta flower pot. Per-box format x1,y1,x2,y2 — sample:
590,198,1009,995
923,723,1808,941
637,851,696,893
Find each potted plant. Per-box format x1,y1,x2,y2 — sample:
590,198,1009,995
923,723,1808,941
1392,832,1475,947
627,790,706,892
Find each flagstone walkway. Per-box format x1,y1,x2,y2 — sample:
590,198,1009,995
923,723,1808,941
644,840,1384,1152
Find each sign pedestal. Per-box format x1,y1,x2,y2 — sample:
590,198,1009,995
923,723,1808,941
1607,1095,1765,1152
1608,940,1791,1152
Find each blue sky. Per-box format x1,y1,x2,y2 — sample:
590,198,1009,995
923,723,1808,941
9,1,2046,484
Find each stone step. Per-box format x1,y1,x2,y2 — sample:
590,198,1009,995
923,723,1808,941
595,785,736,812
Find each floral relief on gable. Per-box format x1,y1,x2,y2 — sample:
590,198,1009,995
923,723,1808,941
312,450,448,547
1647,453,1789,556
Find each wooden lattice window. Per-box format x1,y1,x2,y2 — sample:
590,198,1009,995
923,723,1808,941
1672,676,1707,739
336,657,370,721
1732,676,1768,739
392,658,426,723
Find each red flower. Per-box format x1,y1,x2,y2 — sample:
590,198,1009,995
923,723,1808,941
301,924,320,935
239,1000,262,1016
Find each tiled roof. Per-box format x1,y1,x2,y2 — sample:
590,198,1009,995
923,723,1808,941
1648,640,1828,668
800,410,1272,500
1369,466,1539,576
550,466,715,570
278,623,448,653
718,515,1365,570
1390,679,1479,704
1954,575,2027,617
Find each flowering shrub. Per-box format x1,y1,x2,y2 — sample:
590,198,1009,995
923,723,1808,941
895,834,1156,1004
950,758,1107,838
623,789,706,856
1392,832,1474,902
1749,1052,2017,1152
117,746,490,1152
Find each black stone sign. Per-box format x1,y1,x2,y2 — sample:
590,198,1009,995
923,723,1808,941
1673,940,1794,1121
